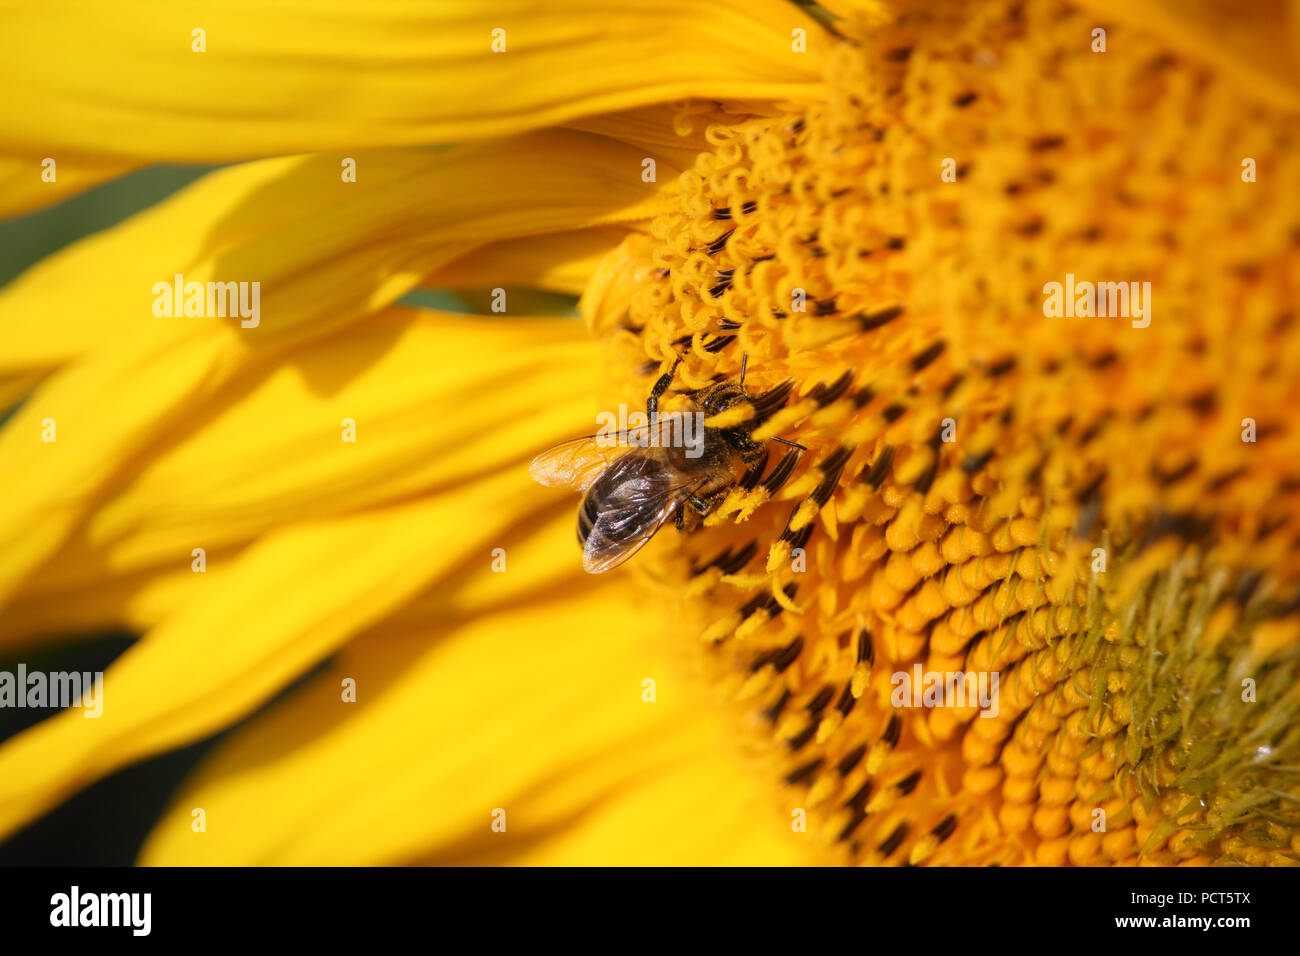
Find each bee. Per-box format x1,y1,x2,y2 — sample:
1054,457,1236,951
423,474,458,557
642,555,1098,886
530,355,805,573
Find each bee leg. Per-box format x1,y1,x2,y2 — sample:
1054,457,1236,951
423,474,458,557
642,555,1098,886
677,490,726,534
687,490,728,516
646,356,683,423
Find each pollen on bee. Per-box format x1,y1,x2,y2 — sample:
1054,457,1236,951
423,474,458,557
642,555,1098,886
702,404,754,429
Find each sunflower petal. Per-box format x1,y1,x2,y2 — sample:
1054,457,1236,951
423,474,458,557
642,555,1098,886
0,0,824,163
0,466,566,841
0,149,434,384
0,553,238,653
0,155,136,219
0,131,673,610
138,585,807,865
11,309,599,608
427,226,632,296
1,134,669,385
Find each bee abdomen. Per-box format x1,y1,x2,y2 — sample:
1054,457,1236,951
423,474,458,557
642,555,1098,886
577,490,600,545
577,455,672,549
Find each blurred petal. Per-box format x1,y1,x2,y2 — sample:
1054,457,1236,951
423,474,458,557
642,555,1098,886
0,466,567,841
0,155,136,219
579,231,661,335
427,226,631,296
0,0,824,163
0,131,675,611
139,586,807,866
1,134,670,386
14,309,600,603
0,553,236,652
0,149,431,385
567,100,784,161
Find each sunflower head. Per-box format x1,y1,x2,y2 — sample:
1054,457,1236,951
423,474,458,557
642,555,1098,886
577,0,1300,865
1,0,1298,869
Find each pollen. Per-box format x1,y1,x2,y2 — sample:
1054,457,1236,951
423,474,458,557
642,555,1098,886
583,0,1300,865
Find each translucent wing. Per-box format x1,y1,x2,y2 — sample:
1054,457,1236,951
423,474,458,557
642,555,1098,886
582,455,710,574
529,426,651,492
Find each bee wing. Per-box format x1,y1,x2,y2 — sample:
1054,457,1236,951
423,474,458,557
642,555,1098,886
529,426,652,491
582,469,708,574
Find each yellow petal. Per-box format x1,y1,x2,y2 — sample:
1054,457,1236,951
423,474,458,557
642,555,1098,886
0,131,674,610
0,552,238,652
0,149,433,383
0,467,566,842
579,230,661,335
566,105,725,173
567,100,785,164
0,373,39,419
2,134,669,385
0,155,135,219
0,0,824,163
19,309,600,596
139,584,808,865
427,226,631,296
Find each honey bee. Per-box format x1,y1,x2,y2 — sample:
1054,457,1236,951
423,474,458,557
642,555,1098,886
530,356,805,573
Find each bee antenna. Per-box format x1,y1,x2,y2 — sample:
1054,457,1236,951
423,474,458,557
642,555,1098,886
740,353,748,386
772,436,807,451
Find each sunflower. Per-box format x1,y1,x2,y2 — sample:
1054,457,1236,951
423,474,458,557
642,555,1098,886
1,0,1299,867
